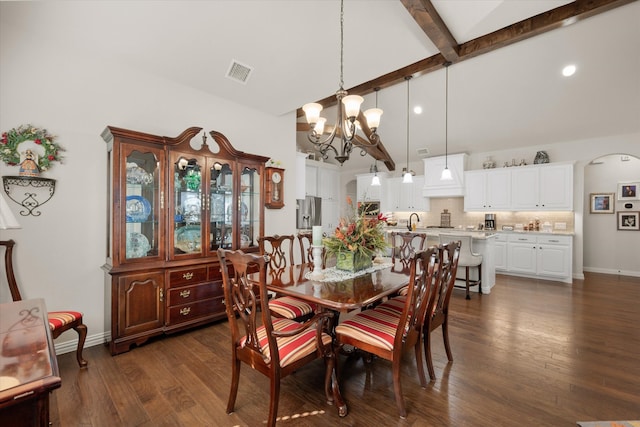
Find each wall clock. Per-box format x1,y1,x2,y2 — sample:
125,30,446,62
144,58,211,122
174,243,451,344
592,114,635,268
265,167,284,209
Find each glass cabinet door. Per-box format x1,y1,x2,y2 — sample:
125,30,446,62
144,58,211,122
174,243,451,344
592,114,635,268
239,165,262,251
208,160,234,252
123,148,162,262
171,153,205,258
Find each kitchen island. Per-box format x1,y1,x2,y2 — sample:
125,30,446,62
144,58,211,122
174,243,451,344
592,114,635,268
385,228,497,294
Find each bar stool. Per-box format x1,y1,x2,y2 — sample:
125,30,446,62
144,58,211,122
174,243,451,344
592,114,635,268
439,234,482,299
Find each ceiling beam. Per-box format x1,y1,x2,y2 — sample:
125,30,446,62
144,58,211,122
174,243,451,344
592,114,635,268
400,0,459,62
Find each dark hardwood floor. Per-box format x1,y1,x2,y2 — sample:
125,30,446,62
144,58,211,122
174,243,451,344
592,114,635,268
50,272,640,426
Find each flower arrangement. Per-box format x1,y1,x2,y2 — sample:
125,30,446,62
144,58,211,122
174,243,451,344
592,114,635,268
323,196,388,259
1,124,64,171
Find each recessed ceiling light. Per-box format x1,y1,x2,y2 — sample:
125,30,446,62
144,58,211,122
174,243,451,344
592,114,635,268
413,106,422,114
562,64,576,77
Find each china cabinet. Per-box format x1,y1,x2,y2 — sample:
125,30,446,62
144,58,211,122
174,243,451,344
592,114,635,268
102,126,268,354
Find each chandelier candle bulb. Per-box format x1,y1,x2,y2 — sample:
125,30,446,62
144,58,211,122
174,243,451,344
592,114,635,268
312,225,323,246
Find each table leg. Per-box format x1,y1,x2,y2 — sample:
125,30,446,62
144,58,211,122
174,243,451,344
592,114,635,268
321,308,348,417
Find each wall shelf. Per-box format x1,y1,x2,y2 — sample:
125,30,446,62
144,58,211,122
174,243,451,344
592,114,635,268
2,175,56,216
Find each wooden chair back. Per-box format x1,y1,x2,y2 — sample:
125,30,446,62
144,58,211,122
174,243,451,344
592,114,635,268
297,231,326,268
390,231,427,272
1,240,21,301
258,234,295,269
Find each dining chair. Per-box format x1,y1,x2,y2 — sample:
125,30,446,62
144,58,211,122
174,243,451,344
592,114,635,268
1,239,88,367
423,241,460,380
259,234,316,321
378,241,461,381
217,248,335,427
439,233,481,299
335,247,438,418
297,230,326,268
390,231,427,273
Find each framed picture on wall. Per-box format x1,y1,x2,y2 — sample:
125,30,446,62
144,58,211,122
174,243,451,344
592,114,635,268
617,211,639,231
617,182,640,201
589,193,615,214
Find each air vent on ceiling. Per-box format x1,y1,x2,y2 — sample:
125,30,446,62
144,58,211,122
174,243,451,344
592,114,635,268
226,60,253,84
416,147,430,157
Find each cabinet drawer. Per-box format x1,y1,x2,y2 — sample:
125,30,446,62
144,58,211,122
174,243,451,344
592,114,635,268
537,236,571,245
167,281,223,306
507,234,536,243
208,263,223,281
166,297,225,325
168,266,208,287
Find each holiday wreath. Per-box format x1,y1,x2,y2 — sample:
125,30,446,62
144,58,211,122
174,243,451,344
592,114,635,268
1,124,64,171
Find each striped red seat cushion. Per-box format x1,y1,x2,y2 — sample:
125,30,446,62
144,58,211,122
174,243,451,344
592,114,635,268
376,296,406,316
243,318,331,367
269,296,315,319
48,311,83,331
335,308,403,351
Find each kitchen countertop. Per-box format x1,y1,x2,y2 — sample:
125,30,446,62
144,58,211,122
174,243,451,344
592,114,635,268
383,227,575,237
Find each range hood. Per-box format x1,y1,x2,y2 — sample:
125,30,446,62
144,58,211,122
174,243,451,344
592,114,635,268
422,153,467,198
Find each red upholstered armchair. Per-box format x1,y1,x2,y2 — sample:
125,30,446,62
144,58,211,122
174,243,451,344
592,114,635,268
1,239,88,367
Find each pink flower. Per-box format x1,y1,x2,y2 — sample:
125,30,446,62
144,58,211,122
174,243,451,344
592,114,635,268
35,139,42,144
48,155,55,161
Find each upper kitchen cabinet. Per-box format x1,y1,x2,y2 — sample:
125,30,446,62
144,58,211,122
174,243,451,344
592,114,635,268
423,153,467,197
385,176,430,212
510,163,573,211
464,169,511,211
357,172,386,201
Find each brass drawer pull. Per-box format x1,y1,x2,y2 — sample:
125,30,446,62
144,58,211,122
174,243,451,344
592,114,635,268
180,307,191,316
183,272,194,280
179,289,191,298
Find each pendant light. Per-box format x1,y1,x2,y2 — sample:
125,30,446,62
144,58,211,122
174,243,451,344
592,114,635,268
441,62,453,181
371,161,381,186
402,76,413,184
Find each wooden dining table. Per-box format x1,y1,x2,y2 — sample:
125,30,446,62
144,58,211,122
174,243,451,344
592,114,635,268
248,259,412,418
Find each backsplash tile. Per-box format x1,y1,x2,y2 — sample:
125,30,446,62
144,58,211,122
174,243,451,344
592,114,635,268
390,197,574,232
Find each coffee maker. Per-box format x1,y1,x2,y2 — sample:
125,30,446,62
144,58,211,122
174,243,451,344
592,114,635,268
485,213,496,230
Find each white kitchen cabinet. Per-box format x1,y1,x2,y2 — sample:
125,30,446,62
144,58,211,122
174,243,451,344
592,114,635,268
318,165,339,200
510,163,573,211
464,169,511,211
494,233,507,271
385,176,430,212
356,173,384,201
321,198,339,235
504,233,572,283
305,163,318,197
507,235,538,274
423,153,467,197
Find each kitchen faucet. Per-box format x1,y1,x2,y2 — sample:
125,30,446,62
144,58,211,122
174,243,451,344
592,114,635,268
408,213,420,231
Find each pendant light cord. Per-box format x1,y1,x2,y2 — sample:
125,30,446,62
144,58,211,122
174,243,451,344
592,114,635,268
339,0,344,89
405,76,411,170
444,62,451,168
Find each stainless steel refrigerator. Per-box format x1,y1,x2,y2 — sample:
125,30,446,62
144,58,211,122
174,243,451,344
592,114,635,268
296,196,322,230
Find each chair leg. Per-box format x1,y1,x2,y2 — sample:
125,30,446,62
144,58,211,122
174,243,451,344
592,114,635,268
268,376,281,427
478,263,482,295
226,359,241,414
74,323,88,367
442,317,453,362
414,337,428,388
424,331,436,381
465,266,471,300
392,359,407,418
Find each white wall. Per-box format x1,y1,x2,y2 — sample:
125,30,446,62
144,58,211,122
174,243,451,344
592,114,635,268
584,154,640,275
0,10,298,352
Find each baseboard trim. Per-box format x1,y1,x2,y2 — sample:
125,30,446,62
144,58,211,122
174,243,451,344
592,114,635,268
583,267,640,278
53,331,109,355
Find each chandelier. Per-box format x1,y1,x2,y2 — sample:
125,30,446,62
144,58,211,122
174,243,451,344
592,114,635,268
302,0,382,165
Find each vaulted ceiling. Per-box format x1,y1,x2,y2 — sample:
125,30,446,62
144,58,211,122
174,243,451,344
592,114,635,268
296,0,639,171
2,1,638,174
